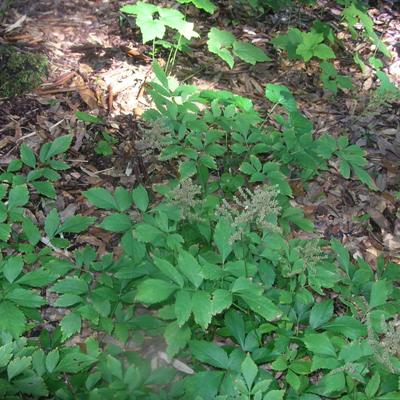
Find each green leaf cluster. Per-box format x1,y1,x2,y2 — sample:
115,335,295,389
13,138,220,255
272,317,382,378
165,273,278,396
207,27,271,68
120,2,198,43
272,28,335,62
1,1,399,398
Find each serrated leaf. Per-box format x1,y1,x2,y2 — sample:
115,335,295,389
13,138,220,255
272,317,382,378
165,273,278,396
8,184,29,209
154,257,184,287
271,356,287,371
225,310,246,349
114,187,132,211
44,135,73,160
286,369,301,392
0,343,13,368
0,301,26,337
190,340,229,369
13,375,48,397
311,371,345,396
339,160,351,179
135,223,161,242
369,280,388,310
214,218,233,263
54,294,82,307
241,354,258,389
263,390,285,400
0,224,11,242
265,84,297,112
48,159,70,171
86,371,102,390
353,165,378,190
271,27,303,60
7,159,22,172
8,356,32,380
136,279,177,304
31,181,56,199
192,290,213,329
183,371,224,400
177,250,203,288
179,160,197,179
99,213,132,233
207,28,235,68
120,2,157,15
31,350,46,377
212,289,232,315
290,360,311,375
152,60,169,88
106,355,123,380
44,209,60,239
314,43,335,59
165,321,191,357
58,215,94,233
83,187,117,210
238,291,282,321
20,144,36,168
323,316,366,339
3,255,24,283
61,312,81,341
233,41,271,65
55,352,96,373
338,341,373,363
45,349,59,373
132,185,149,212
51,277,88,295
175,290,192,327
309,300,333,329
75,111,103,124
17,268,58,287
240,161,256,175
330,238,350,274
365,371,380,398
177,0,217,13
22,218,41,245
121,233,146,262
137,6,166,43
6,288,45,308
158,8,198,40
303,333,336,357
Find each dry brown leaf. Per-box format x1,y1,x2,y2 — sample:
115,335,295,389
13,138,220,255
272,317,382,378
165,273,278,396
0,136,14,150
120,45,151,62
72,75,99,109
4,15,27,33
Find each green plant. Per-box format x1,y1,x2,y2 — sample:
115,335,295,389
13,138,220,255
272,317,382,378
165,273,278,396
352,56,400,116
207,28,271,68
342,2,390,57
2,0,399,397
320,61,354,95
79,63,398,399
75,111,117,157
120,2,198,72
95,131,118,157
272,28,335,62
0,44,48,97
177,0,217,14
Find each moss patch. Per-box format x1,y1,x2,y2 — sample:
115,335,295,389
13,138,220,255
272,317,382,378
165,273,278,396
0,45,48,98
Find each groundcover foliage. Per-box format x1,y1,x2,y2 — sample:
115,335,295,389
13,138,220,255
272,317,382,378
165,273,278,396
1,0,400,399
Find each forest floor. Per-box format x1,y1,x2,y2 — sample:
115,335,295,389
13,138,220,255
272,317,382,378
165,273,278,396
0,0,399,370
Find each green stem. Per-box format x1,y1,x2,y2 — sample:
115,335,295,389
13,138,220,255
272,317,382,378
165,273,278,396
168,35,182,76
152,39,156,62
165,46,174,75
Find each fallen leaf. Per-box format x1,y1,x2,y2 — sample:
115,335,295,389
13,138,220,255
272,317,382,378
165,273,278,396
4,15,27,33
72,75,99,109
